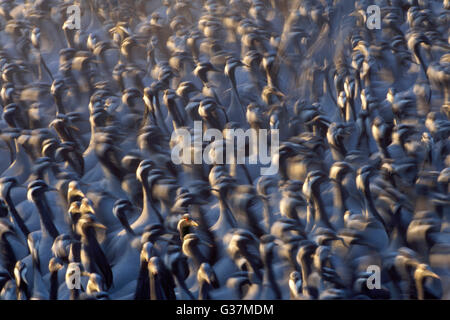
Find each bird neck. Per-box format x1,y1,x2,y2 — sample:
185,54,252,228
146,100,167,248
63,28,75,48
148,271,160,300
262,254,281,298
179,225,191,240
4,192,30,238
31,256,45,299
414,45,428,80
16,281,29,300
84,228,101,249
299,258,312,296
218,195,238,229
49,270,59,300
166,99,184,129
415,276,425,300
305,201,315,232
345,99,355,122
97,152,124,183
135,259,150,300
140,181,163,226
249,64,265,93
266,71,277,89
85,127,96,157
362,184,387,229
34,197,59,239
14,139,31,166
198,280,211,300
69,241,81,263
121,217,135,236
70,288,80,300
332,179,347,214
330,143,346,161
311,189,333,230
174,272,195,299
186,242,207,269
261,198,272,229
54,95,66,114
153,94,170,134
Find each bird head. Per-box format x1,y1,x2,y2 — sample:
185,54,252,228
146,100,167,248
87,273,105,294
329,161,353,181
172,187,207,213
48,255,64,275
259,234,281,261
51,234,72,261
414,264,440,281
224,56,246,78
31,157,55,177
41,138,59,159
302,170,328,200
296,240,318,264
0,199,8,218
163,88,177,106
198,98,218,117
243,50,262,68
113,199,135,228
194,61,220,82
262,86,284,106
76,213,106,241
54,141,77,162
27,180,56,202
147,256,164,276
209,170,235,197
136,159,155,184
122,87,141,106
256,175,277,199
140,242,155,263
176,81,199,99
67,180,85,203
0,176,21,199
356,165,375,192
3,103,22,127
290,271,301,283
80,198,95,216
177,214,199,240
14,260,28,287
120,36,139,60
197,262,220,288
394,124,415,144
141,224,167,245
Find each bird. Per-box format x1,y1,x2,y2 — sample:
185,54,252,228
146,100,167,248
0,0,447,301
76,213,113,290
197,262,220,299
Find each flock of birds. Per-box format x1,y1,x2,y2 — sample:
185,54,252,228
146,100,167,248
0,0,448,300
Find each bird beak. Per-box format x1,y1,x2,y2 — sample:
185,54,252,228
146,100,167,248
422,269,440,280
275,91,285,98
191,220,199,227
158,237,178,245
274,239,284,247
200,240,213,247
81,271,91,277
91,222,106,230
83,204,95,214
271,119,280,130
21,267,29,285
69,124,80,132
210,65,221,73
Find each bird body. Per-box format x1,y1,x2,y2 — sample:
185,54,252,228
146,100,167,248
0,0,447,301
